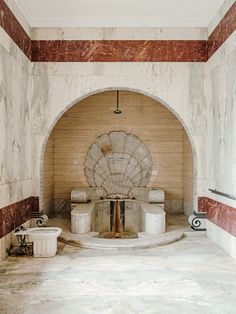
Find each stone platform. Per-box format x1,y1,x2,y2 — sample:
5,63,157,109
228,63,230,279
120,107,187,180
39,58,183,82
48,214,190,250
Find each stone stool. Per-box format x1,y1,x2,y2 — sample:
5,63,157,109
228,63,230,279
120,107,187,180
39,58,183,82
141,203,166,234
71,204,94,234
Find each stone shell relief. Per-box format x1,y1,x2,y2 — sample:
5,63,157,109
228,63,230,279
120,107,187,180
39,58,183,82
84,131,152,197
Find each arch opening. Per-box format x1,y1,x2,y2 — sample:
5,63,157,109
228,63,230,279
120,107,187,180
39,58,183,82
40,88,197,218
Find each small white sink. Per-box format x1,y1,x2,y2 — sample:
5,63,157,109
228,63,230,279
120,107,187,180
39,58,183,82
15,227,61,237
15,227,62,258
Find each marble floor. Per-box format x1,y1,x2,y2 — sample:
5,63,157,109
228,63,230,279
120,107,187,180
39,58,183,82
0,231,236,314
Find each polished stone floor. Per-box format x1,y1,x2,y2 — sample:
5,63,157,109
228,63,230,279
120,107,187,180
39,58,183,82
0,233,236,314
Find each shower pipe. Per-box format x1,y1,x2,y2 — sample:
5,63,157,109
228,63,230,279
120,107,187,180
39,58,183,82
209,189,236,201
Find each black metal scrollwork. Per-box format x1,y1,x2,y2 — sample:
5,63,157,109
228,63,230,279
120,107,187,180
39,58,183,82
190,212,206,231
36,218,45,227
192,217,201,228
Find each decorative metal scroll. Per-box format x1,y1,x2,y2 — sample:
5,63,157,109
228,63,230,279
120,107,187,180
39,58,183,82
188,211,206,231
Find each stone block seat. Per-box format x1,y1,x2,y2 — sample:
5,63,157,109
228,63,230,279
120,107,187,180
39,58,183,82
70,187,166,235
71,203,94,234
140,202,166,234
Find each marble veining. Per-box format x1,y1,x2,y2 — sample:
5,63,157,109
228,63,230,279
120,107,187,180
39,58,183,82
0,234,236,313
206,29,236,207
31,40,208,62
0,197,38,238
0,0,31,59
1,0,236,62
198,197,236,237
208,0,236,34
31,27,207,41
208,1,236,58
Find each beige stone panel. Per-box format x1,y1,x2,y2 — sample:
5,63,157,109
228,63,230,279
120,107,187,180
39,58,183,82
183,133,194,217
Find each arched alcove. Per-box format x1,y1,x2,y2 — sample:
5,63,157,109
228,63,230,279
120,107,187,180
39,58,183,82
41,89,195,218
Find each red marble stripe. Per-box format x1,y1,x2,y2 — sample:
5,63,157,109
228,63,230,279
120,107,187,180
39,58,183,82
0,197,39,239
208,1,236,58
31,40,208,62
198,197,236,237
0,1,236,61
0,0,31,59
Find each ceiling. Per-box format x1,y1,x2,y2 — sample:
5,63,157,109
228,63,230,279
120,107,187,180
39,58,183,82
16,0,224,28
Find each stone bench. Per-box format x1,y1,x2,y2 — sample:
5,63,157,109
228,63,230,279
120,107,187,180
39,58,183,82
71,204,94,234
71,201,166,235
140,202,166,234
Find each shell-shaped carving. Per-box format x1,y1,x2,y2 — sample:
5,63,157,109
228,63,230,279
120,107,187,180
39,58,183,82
84,131,152,197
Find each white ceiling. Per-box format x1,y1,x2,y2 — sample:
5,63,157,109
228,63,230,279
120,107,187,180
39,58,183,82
16,0,224,28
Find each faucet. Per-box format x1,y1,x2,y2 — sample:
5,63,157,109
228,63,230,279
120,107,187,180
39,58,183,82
15,225,27,233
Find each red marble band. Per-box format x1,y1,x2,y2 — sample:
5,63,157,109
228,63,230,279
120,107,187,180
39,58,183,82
198,197,236,237
0,197,39,239
0,0,31,59
1,0,236,62
31,40,207,62
208,1,236,58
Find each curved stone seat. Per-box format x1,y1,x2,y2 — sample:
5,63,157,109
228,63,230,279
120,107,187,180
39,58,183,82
140,202,166,234
71,204,94,234
71,201,166,235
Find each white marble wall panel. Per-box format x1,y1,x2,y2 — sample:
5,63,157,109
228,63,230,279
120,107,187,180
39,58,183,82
31,27,207,40
207,220,236,260
206,30,236,208
0,27,34,208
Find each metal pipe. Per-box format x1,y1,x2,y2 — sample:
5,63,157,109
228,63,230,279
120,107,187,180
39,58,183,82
113,90,122,114
209,189,236,201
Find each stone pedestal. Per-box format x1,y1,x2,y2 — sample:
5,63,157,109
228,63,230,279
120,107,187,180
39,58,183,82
141,203,166,234
71,204,93,234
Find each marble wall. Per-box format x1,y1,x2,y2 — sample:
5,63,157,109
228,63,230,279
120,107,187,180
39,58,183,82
0,0,31,59
203,24,236,260
208,1,236,58
0,26,35,209
208,0,236,35
0,14,33,261
206,30,236,209
31,27,207,40
31,40,207,62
